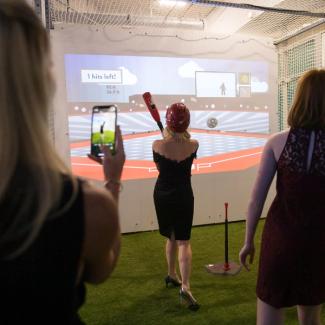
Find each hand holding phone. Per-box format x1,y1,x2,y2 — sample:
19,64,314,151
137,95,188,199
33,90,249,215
90,105,117,157
88,125,126,198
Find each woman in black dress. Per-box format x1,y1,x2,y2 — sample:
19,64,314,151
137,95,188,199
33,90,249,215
0,2,125,323
153,103,199,311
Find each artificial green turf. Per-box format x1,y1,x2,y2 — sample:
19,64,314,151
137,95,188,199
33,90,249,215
80,220,325,324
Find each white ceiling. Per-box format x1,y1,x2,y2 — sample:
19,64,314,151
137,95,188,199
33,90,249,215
49,0,325,41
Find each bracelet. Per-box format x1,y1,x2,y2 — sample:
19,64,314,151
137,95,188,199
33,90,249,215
104,179,123,192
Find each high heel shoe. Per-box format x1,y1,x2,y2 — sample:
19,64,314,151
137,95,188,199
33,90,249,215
165,275,181,288
179,288,200,311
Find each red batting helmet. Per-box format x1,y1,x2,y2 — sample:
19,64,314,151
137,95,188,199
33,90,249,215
166,103,190,133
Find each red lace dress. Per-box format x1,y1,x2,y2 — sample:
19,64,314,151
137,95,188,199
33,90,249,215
257,128,325,308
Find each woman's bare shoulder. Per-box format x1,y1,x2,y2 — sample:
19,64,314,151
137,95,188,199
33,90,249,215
267,129,290,147
152,139,164,151
189,138,199,149
82,181,118,239
82,181,118,252
82,181,115,209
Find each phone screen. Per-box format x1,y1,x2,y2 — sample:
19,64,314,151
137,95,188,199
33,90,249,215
91,105,117,157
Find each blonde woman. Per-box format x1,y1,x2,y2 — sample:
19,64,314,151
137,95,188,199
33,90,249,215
153,103,199,311
239,69,325,325
0,1,125,324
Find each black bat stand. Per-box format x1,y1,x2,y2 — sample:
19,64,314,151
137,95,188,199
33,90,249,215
205,203,242,276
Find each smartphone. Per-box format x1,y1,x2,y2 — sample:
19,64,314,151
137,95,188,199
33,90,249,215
90,105,117,157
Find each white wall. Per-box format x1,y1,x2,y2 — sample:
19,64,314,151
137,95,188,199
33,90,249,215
50,24,277,233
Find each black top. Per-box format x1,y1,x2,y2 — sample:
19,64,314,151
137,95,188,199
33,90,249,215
0,176,85,325
153,150,197,188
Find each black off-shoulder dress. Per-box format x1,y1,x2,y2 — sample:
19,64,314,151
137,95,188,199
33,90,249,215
153,150,197,240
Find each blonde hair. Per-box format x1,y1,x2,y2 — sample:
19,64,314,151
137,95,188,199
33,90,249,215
0,0,75,258
288,69,325,129
163,127,191,141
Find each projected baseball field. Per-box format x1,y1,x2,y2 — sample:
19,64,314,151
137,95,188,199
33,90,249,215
65,54,271,181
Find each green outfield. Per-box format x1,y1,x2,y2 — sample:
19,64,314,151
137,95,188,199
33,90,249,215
80,220,325,324
92,130,115,145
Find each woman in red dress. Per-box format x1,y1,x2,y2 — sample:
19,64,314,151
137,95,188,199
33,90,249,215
240,69,325,325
